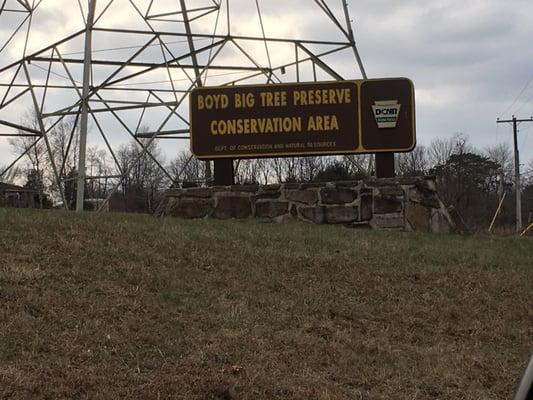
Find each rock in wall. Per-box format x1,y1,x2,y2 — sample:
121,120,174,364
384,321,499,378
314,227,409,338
162,176,459,233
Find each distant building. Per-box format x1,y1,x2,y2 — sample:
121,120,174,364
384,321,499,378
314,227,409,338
0,182,40,208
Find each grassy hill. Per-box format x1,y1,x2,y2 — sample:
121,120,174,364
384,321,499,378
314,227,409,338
0,208,532,399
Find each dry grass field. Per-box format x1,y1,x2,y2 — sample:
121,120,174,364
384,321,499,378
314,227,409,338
0,208,532,399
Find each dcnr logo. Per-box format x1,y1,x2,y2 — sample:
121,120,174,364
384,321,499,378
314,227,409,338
375,108,399,116
372,100,401,129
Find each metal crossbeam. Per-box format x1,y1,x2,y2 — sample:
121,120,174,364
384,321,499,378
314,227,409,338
0,0,367,211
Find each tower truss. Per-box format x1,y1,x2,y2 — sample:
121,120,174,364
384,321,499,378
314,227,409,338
0,0,367,211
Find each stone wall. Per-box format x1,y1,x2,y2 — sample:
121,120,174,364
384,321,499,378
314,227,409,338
162,176,461,233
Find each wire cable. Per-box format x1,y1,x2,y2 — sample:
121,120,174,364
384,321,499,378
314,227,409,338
30,62,250,87
61,37,211,56
499,72,533,118
513,89,533,116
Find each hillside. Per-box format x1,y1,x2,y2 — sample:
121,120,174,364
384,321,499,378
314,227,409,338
0,209,532,399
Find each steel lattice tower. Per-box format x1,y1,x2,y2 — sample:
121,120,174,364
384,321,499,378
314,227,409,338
0,0,367,211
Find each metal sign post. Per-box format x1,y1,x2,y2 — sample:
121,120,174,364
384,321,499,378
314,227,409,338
375,153,395,178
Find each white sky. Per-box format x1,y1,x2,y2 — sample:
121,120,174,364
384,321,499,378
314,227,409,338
1,0,533,171
355,0,533,164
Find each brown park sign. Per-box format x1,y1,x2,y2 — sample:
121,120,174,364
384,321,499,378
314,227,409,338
190,78,415,159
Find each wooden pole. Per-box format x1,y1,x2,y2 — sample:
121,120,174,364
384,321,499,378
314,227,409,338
488,192,507,233
520,222,533,237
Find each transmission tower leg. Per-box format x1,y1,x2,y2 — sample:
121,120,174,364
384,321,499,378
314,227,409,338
76,0,96,212
342,0,367,79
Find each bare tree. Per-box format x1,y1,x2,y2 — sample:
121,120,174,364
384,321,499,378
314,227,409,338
0,164,21,184
269,158,286,183
296,156,326,182
234,159,273,185
255,159,271,185
169,150,204,185
9,113,46,206
428,133,470,167
243,155,366,184
9,111,80,205
116,138,167,213
485,143,512,170
50,118,80,178
9,135,45,177
344,155,371,177
396,146,429,176
525,159,533,186
263,158,298,183
484,142,515,200
8,113,45,187
235,159,261,184
86,147,111,198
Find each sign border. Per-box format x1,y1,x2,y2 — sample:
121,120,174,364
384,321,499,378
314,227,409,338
189,77,416,160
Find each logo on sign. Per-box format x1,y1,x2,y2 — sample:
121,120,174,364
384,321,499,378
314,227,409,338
372,100,401,129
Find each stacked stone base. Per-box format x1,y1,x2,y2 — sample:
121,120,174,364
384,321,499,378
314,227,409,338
162,177,459,233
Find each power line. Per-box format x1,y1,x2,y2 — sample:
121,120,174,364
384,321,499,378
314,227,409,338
31,59,251,87
513,89,533,115
499,72,533,118
117,70,250,86
61,37,211,56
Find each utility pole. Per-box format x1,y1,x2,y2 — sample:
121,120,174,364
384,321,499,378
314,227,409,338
496,115,533,232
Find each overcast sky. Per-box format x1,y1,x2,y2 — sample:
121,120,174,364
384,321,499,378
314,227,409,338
355,0,533,165
1,0,533,172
